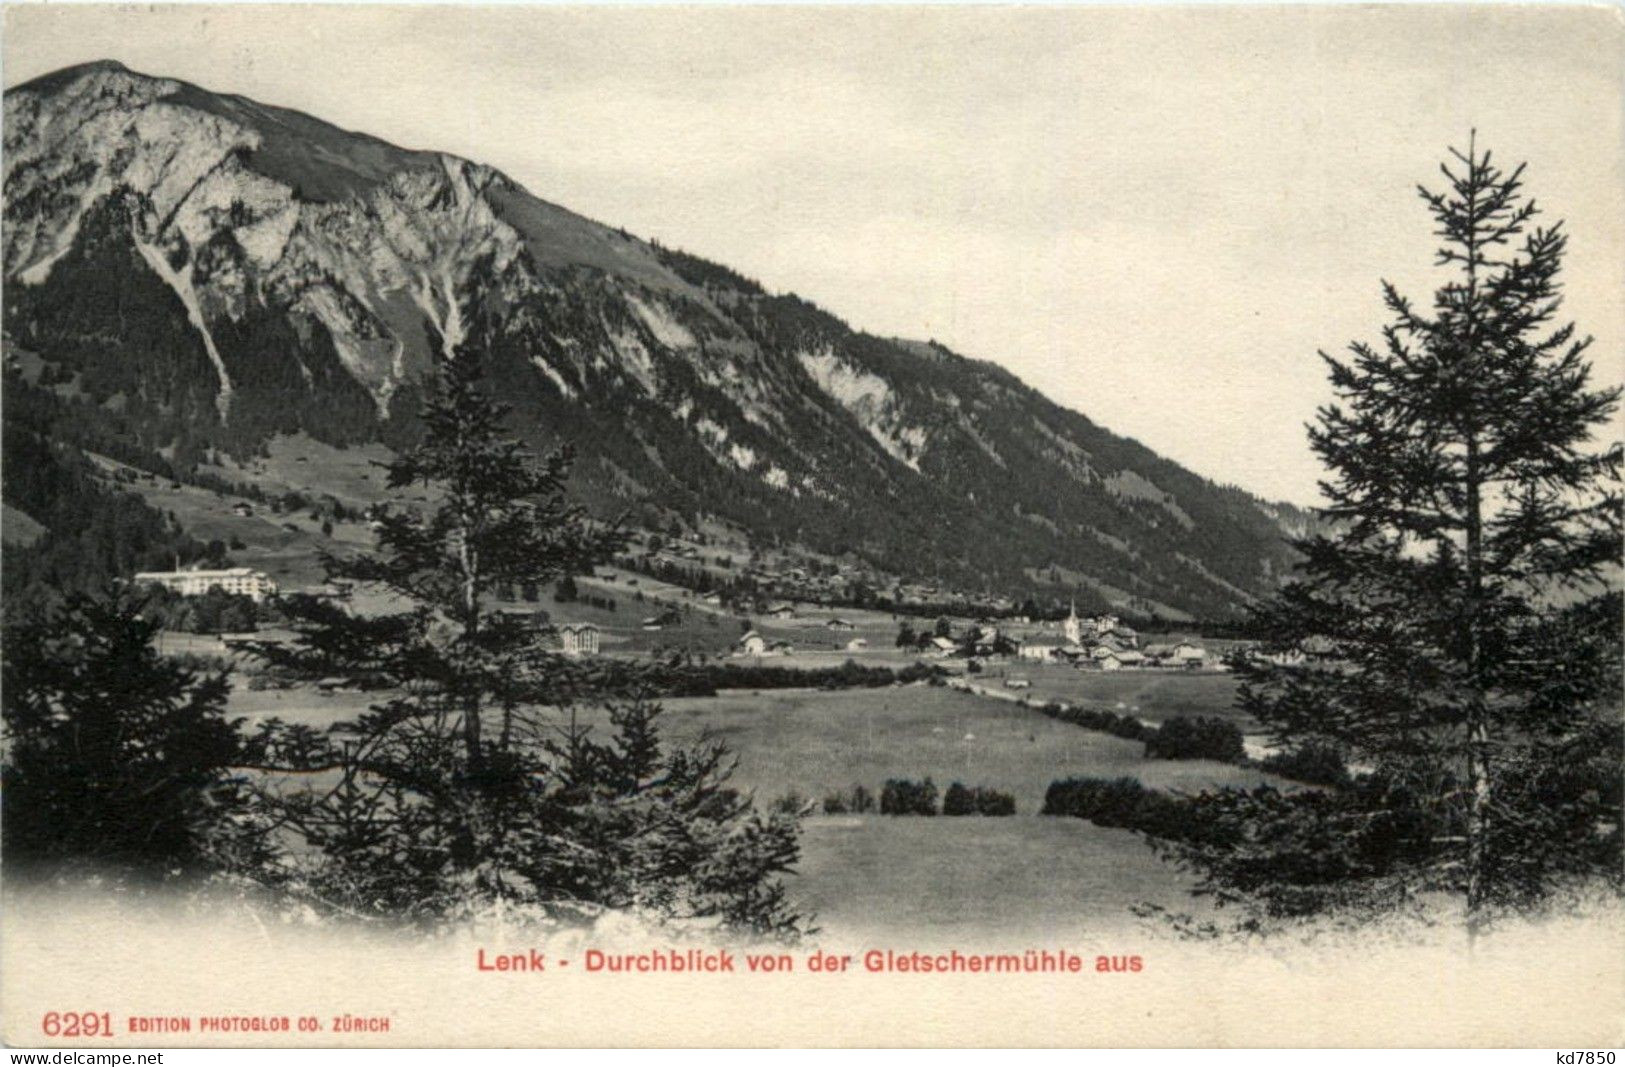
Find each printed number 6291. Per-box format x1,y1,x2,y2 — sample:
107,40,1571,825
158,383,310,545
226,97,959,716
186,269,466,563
42,1011,114,1037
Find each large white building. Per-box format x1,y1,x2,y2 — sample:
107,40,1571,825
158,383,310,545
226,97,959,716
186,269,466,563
133,567,279,603
557,623,600,657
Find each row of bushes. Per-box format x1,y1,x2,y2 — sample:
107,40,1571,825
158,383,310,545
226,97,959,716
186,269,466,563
880,778,1017,816
1036,702,1156,743
556,658,945,699
1036,702,1351,787
804,780,1018,816
1041,776,1226,845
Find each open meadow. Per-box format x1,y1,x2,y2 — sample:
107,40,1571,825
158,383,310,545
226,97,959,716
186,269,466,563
225,679,1279,937
980,660,1256,729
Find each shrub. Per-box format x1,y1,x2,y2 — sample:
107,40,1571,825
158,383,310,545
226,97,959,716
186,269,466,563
1144,716,1247,763
771,790,809,815
880,777,938,816
943,782,1017,816
822,784,877,814
1259,741,1352,787
943,782,976,816
975,788,1017,816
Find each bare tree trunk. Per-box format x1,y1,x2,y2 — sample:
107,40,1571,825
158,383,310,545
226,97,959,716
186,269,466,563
1463,435,1490,947
458,519,483,768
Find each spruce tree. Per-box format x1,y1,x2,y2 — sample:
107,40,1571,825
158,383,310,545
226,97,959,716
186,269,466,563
1205,137,1622,933
1,589,246,868
250,349,808,934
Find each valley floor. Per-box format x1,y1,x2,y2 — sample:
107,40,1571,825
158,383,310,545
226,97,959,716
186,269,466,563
227,678,1280,940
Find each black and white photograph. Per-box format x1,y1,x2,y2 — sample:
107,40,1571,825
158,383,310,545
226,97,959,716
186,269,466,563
0,2,1621,1049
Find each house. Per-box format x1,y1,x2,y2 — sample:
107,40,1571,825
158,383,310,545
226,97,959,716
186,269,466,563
767,640,795,656
133,566,278,603
824,618,855,632
1005,677,1031,690
766,602,796,619
640,607,682,631
496,607,547,629
231,502,254,517
735,630,768,656
929,636,959,657
1262,635,1337,666
1171,641,1206,666
701,593,724,607
1018,643,1063,662
557,622,600,658
845,637,869,652
1092,633,1128,654
1093,647,1145,670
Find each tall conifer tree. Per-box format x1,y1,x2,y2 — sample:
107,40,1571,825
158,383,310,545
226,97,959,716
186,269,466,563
252,349,807,934
1216,137,1622,932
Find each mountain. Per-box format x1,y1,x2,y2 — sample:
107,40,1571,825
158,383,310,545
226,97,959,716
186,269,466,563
2,60,1307,619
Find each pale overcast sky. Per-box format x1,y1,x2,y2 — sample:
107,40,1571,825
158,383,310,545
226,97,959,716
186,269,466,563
5,4,1622,505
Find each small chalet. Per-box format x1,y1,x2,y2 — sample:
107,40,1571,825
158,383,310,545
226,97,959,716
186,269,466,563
824,618,855,631
735,631,768,656
846,637,869,651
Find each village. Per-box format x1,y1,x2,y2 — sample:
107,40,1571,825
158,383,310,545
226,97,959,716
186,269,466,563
129,548,1227,677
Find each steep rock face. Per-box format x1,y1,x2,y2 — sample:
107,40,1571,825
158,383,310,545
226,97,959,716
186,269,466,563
2,61,1303,617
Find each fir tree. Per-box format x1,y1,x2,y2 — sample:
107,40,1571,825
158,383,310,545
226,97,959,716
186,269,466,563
250,350,808,934
1,589,246,869
1186,138,1623,934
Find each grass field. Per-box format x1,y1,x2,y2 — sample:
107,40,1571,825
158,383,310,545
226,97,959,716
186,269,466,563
221,663,1281,939
979,661,1255,729
793,814,1200,941
580,685,1283,811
